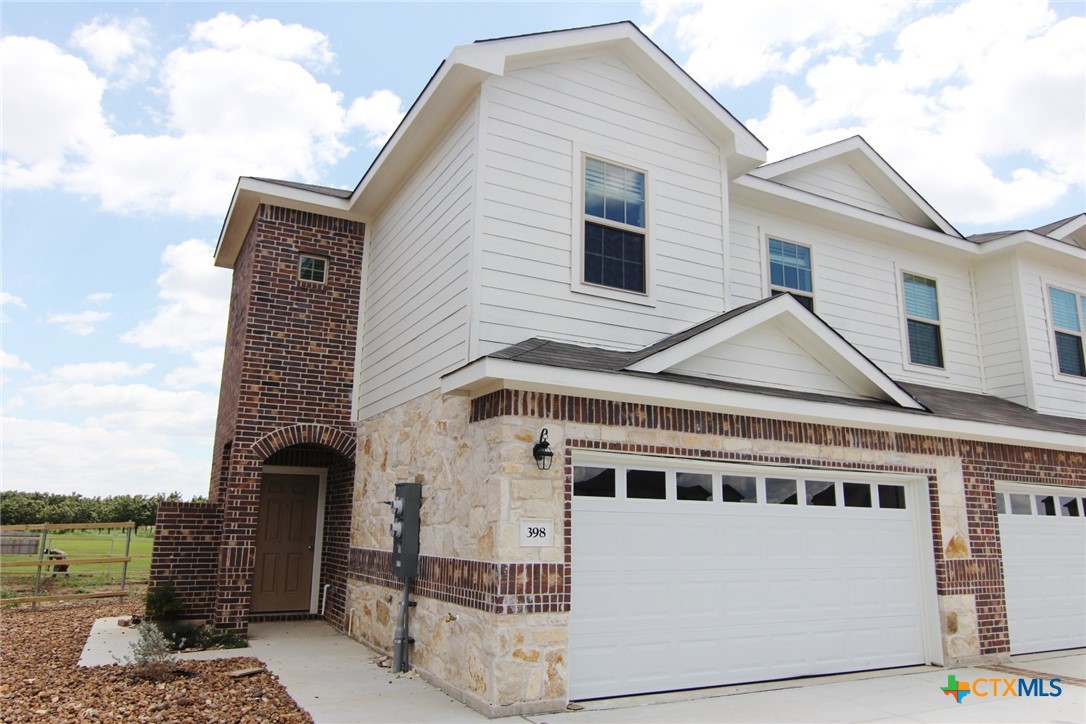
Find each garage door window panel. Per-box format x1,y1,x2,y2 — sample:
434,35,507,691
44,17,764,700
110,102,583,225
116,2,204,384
1060,497,1081,516
1035,495,1058,516
627,469,666,500
878,484,907,510
574,467,616,497
766,478,798,505
676,472,713,501
1009,493,1032,515
844,483,873,508
805,480,836,507
721,476,757,503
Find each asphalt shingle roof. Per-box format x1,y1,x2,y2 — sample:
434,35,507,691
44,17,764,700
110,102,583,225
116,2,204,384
487,337,1085,436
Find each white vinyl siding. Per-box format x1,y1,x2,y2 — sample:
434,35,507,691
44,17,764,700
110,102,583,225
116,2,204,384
730,204,984,392
1019,261,1086,417
771,158,907,221
476,54,727,353
355,101,476,419
667,321,861,398
974,258,1029,405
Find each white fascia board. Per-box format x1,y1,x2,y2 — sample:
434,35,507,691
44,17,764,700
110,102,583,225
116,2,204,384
215,178,354,269
626,295,923,409
1047,214,1086,239
975,231,1086,261
752,139,959,237
733,176,978,254
441,358,1085,452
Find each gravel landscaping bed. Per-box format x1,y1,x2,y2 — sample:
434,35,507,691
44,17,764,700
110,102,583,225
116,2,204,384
0,599,312,723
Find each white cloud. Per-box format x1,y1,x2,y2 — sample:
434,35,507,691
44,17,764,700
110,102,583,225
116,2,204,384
0,35,110,189
121,239,230,352
190,12,334,68
1,349,32,371
347,89,406,148
47,310,111,336
1,292,27,323
27,381,215,438
69,16,153,84
49,361,153,383
2,14,403,216
164,346,225,389
648,0,1086,226
1,292,27,308
85,292,113,304
1,416,209,497
643,0,911,88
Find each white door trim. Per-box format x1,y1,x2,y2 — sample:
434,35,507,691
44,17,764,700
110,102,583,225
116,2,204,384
262,465,328,614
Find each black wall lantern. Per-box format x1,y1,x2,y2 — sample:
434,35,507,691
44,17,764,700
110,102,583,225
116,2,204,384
532,428,554,471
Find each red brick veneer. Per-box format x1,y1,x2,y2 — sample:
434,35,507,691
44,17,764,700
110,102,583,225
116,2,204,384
153,204,363,632
149,502,223,620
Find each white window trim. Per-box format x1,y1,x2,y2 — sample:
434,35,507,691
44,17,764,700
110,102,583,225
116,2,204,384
900,270,946,372
571,149,656,306
299,254,328,284
1046,284,1086,382
764,234,815,311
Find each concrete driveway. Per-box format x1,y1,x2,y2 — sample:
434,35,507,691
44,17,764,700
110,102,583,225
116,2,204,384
84,618,1085,723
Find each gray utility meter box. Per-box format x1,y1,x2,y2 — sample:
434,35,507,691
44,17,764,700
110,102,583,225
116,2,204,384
389,482,422,578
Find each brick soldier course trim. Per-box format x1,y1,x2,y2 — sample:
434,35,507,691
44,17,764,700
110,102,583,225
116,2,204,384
348,548,570,614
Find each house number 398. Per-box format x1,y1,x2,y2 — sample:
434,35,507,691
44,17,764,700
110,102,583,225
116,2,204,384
520,519,553,547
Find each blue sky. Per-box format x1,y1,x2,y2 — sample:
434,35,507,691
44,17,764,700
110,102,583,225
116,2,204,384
2,1,1084,498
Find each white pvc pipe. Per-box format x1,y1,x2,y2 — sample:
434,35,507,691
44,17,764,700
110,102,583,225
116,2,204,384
321,583,332,616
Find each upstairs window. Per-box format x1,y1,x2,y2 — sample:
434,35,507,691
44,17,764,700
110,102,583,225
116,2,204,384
299,254,327,283
768,238,814,311
1049,286,1085,377
903,273,943,368
583,157,646,294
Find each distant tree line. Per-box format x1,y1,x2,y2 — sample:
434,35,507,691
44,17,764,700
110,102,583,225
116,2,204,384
0,491,208,532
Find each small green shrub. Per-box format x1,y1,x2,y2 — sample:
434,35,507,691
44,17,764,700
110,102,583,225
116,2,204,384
145,581,184,621
117,622,176,681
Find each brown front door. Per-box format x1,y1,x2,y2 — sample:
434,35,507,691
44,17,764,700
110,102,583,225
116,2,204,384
252,473,320,613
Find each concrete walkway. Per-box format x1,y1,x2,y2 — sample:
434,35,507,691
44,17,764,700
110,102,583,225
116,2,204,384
83,619,1085,723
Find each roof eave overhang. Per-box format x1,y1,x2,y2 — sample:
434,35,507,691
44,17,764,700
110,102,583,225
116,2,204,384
441,357,1085,452
750,138,960,237
347,24,766,221
215,178,358,269
975,230,1086,261
733,175,977,254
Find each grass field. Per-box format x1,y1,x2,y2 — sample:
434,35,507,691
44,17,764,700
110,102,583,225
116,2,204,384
1,529,154,600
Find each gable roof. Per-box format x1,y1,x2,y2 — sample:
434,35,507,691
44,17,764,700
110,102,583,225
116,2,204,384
969,213,1086,250
215,21,767,268
478,333,1084,437
747,136,961,237
490,294,924,410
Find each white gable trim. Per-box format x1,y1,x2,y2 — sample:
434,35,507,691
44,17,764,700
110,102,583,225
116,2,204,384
749,137,960,237
626,295,924,410
440,357,1084,452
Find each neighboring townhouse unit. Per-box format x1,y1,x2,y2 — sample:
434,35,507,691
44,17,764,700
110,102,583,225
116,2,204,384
150,22,1085,717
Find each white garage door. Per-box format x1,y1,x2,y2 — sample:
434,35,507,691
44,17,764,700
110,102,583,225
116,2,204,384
570,458,932,701
996,485,1086,655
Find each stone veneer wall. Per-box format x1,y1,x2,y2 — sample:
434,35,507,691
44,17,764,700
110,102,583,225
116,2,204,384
348,387,1083,715
149,503,223,620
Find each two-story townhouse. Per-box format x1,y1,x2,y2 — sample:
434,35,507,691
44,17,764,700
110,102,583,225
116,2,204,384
150,22,1085,717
